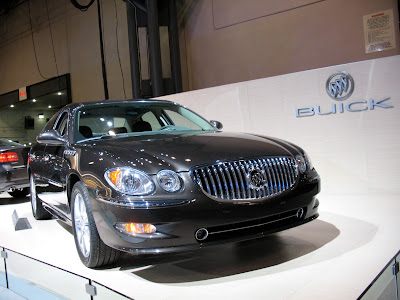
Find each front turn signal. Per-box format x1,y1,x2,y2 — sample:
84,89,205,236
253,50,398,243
115,222,156,236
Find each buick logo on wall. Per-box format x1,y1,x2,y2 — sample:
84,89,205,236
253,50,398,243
247,168,267,189
296,70,392,117
326,71,355,101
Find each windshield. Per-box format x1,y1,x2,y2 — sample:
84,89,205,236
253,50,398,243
75,101,216,143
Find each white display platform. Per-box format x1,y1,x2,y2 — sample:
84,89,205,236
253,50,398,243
0,192,399,300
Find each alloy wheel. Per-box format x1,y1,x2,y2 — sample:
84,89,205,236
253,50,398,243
73,192,91,258
30,175,37,215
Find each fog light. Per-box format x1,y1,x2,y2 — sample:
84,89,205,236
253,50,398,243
115,222,156,235
195,228,209,241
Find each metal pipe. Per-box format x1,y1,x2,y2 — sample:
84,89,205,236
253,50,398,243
168,0,183,93
146,0,164,97
126,2,142,99
97,0,109,100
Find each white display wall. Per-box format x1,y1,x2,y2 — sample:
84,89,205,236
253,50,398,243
161,55,400,196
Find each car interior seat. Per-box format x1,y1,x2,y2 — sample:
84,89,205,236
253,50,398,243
131,121,152,132
79,126,93,138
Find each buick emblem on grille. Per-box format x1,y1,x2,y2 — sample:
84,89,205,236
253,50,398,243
247,168,267,189
326,71,354,101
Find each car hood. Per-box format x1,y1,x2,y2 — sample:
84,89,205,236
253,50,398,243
80,131,301,173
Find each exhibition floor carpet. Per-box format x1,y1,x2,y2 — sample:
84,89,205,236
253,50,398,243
0,193,399,299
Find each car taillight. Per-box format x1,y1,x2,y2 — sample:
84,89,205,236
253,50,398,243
0,152,19,163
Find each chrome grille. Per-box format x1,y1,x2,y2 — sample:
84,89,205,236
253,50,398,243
191,157,298,200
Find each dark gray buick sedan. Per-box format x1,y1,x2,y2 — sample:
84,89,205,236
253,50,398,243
28,99,320,268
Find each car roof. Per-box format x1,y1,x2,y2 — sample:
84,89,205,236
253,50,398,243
65,99,177,111
0,138,24,147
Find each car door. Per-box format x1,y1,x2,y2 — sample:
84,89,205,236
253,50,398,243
40,110,69,217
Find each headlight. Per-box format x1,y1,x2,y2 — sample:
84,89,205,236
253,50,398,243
105,167,155,195
304,152,313,171
296,153,313,174
296,155,306,174
157,170,182,192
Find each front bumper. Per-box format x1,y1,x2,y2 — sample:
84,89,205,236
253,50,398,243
89,173,320,254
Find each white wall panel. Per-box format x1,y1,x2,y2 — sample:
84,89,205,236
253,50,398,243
161,55,400,196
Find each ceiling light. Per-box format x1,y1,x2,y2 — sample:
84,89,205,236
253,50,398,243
10,105,14,108
32,99,36,102
57,92,62,95
48,105,52,108
38,114,44,119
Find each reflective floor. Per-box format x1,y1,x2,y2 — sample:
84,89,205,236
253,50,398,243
0,286,26,300
0,192,399,300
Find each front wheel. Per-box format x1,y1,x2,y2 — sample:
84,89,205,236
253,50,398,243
71,181,120,268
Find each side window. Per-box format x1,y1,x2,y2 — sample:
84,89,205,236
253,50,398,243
54,111,68,136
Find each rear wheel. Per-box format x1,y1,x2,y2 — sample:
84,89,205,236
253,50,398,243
30,174,51,220
9,187,29,198
71,181,120,268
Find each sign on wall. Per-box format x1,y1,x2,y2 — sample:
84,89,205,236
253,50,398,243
19,87,27,101
363,9,396,53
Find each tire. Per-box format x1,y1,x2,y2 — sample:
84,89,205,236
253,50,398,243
71,181,120,268
9,187,29,198
30,174,51,220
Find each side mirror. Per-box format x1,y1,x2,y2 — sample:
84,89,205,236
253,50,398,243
210,120,223,130
37,130,66,145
